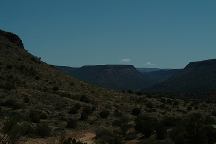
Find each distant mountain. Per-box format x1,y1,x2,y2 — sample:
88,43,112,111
144,69,182,84
55,66,78,74
137,68,161,73
151,59,216,98
56,65,182,91
57,65,151,90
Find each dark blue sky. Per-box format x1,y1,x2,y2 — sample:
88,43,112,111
1,0,216,68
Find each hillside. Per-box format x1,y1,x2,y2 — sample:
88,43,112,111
0,29,133,141
1,29,216,144
57,65,151,90
144,69,182,84
151,59,216,99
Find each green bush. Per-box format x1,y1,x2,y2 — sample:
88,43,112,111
145,101,154,109
155,122,167,140
69,103,81,114
80,95,90,103
1,99,21,109
40,111,48,119
53,86,59,91
23,96,30,103
99,110,110,119
113,110,122,117
35,123,51,138
67,118,77,129
80,107,92,121
1,118,34,144
131,108,141,116
29,110,41,123
170,113,216,144
135,115,158,138
161,116,179,128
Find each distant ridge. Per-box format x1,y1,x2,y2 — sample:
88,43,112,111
150,59,216,99
57,65,151,90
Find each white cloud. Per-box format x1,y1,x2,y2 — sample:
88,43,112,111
121,58,131,63
146,61,155,66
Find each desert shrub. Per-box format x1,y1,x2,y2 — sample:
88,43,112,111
80,95,90,103
155,121,167,140
204,126,216,144
23,96,30,103
35,122,51,138
69,103,81,114
35,76,40,80
1,118,20,144
131,107,141,116
135,115,158,138
96,128,122,144
127,89,133,94
161,116,179,128
70,82,74,86
80,110,89,121
1,118,34,144
66,118,77,129
125,132,137,140
170,113,216,144
83,106,93,114
135,91,143,96
166,99,173,104
31,56,41,64
27,67,38,76
160,98,166,103
74,103,81,109
1,81,16,90
1,99,21,109
211,110,216,116
184,113,209,144
173,100,179,106
145,101,154,109
112,119,121,127
170,127,186,144
29,110,41,123
53,86,59,91
40,111,48,119
18,122,34,136
6,64,12,70
99,110,110,119
113,110,122,117
187,106,193,111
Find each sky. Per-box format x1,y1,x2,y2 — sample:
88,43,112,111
0,0,216,68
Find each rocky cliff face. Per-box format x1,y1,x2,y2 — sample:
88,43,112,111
0,30,24,48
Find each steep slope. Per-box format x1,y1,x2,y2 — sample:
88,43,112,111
151,59,216,98
57,65,151,90
0,29,128,135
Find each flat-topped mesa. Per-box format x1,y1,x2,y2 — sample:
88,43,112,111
184,59,216,70
0,29,24,48
80,65,136,71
